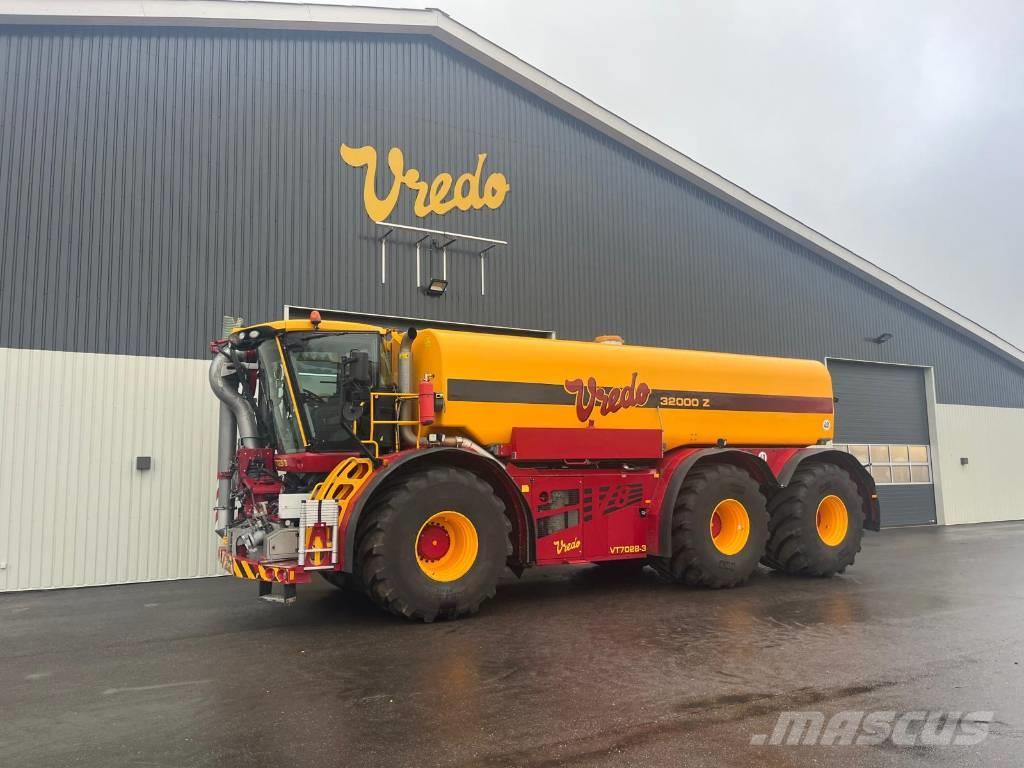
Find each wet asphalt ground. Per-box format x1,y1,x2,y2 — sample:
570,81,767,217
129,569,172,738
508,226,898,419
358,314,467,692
2,522,1023,768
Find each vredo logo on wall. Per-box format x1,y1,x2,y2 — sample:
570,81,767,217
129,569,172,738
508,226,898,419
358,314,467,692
339,144,510,221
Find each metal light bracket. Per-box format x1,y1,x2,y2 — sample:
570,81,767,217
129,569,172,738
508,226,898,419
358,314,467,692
374,221,508,295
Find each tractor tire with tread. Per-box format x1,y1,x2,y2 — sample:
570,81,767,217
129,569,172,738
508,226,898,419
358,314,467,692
355,467,512,621
651,463,768,588
762,462,864,576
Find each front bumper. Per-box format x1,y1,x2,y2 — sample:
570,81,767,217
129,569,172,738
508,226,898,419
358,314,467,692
218,547,313,585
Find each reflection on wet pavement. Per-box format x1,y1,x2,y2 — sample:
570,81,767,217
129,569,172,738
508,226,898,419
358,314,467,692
1,523,1022,767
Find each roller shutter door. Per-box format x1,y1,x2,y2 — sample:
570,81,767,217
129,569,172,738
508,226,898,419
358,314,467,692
827,360,936,527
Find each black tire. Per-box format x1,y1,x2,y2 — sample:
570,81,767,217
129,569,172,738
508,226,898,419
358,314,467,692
651,463,768,588
355,467,512,621
763,462,864,576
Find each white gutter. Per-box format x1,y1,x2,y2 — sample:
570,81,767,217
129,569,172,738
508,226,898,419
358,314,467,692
2,0,1022,368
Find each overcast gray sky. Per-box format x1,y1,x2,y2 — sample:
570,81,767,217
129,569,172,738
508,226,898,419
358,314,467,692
322,0,1024,347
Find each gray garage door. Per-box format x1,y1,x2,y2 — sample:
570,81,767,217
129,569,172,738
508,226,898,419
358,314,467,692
827,360,936,527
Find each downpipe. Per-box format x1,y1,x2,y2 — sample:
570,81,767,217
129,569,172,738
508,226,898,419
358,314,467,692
397,329,419,448
209,349,262,448
214,405,236,531
209,348,263,530
396,328,493,460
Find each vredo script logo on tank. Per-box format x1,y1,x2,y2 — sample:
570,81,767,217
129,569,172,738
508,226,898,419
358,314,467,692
339,144,510,221
563,373,652,422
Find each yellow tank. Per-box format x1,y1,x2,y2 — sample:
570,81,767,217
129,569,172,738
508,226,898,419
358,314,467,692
410,330,834,448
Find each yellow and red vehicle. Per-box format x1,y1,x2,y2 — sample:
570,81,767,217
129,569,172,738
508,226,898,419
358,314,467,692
209,311,879,620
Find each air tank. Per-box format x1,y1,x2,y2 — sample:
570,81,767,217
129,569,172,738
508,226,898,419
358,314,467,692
410,329,834,449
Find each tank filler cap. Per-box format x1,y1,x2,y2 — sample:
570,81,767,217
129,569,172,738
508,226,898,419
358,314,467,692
594,335,624,345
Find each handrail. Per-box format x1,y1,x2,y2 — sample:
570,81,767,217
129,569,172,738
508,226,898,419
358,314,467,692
362,390,421,456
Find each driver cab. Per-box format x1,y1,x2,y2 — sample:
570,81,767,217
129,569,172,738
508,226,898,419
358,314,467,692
283,330,385,447
235,320,393,455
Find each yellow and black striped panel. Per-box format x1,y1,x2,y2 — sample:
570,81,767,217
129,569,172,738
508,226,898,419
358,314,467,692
220,549,299,583
232,559,257,580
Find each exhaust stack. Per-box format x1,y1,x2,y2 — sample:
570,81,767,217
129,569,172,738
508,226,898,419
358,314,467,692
209,348,263,530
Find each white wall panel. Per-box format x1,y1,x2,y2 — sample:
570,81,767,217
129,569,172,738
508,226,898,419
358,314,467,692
2,348,1020,591
934,403,1024,525
0,348,221,591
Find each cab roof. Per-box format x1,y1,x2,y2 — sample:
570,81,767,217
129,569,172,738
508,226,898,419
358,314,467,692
233,319,387,336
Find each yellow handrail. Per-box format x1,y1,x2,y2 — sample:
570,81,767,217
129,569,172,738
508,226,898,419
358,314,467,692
361,390,421,456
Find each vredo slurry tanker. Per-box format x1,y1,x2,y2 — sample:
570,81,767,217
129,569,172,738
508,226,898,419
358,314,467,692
208,311,879,620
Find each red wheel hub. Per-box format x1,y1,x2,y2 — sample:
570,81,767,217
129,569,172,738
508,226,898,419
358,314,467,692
416,522,451,562
710,511,722,539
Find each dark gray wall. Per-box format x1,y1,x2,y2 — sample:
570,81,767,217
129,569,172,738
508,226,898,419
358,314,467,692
875,486,937,528
828,360,935,527
829,361,929,444
2,24,1023,408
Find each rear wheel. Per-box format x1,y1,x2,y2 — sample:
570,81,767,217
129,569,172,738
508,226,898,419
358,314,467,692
652,463,768,588
356,467,511,621
763,462,864,576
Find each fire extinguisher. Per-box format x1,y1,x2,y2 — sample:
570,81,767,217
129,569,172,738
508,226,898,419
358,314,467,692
418,376,435,425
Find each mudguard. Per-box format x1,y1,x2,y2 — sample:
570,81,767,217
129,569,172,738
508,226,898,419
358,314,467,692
778,447,881,531
338,447,533,572
654,447,778,558
653,445,881,557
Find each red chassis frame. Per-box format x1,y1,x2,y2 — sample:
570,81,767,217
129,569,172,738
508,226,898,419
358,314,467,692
220,427,878,584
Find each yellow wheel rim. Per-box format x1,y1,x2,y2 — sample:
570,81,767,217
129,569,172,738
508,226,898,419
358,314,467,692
710,498,750,556
816,495,849,547
415,511,479,582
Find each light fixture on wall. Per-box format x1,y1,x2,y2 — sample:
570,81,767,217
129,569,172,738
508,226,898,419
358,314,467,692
423,277,449,297
373,221,508,295
871,332,893,344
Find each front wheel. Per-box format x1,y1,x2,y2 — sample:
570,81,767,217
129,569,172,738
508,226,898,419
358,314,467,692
355,467,511,621
652,463,769,588
762,462,864,576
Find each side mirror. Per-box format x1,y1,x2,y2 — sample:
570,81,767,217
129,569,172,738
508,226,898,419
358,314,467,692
347,350,371,385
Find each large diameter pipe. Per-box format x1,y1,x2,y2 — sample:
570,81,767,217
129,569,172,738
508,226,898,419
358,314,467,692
208,351,262,449
440,434,497,461
209,350,263,532
214,404,236,531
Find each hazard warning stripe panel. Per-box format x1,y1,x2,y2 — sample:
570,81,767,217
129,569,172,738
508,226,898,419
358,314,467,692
218,549,312,584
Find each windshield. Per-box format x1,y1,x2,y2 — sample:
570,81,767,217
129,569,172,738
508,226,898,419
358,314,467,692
258,332,388,453
257,342,304,453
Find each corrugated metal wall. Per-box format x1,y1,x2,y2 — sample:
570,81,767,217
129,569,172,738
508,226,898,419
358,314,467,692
828,360,936,527
935,404,1024,525
829,361,930,444
1,24,1023,408
872,486,936,528
0,348,221,591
